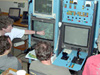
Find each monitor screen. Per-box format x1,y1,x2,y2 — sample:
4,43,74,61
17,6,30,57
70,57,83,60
9,8,20,17
33,0,53,17
64,26,89,47
31,18,55,44
61,23,91,51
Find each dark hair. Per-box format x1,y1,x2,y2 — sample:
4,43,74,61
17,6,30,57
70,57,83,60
0,16,14,30
0,36,11,55
35,41,53,61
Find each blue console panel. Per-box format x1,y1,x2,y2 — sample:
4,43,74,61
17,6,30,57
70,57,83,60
62,0,94,26
53,49,88,71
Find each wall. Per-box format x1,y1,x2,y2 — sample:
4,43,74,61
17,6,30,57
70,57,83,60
0,0,28,14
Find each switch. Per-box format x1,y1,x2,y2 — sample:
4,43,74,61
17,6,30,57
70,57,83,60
74,5,76,9
69,5,71,8
66,1,68,3
65,4,67,8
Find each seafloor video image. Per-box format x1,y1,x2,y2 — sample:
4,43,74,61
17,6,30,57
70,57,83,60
35,0,52,15
33,20,54,40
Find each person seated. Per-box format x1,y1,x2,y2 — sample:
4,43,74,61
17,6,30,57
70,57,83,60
29,41,71,75
0,36,22,70
82,35,100,75
82,54,100,75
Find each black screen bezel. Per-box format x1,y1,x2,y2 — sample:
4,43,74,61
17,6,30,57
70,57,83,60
31,17,55,43
62,23,91,51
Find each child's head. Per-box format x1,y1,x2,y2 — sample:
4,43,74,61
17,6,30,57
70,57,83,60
35,41,53,61
0,36,11,55
0,16,13,32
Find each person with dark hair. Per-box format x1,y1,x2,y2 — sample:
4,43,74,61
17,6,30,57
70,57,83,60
29,41,71,75
0,16,45,41
0,36,22,70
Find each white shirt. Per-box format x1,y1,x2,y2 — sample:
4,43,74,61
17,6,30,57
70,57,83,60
5,28,25,41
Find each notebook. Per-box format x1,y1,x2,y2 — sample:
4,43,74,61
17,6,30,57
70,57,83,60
8,8,21,22
21,11,28,24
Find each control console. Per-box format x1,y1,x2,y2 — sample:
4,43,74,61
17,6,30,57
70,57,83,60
72,48,84,65
53,49,88,71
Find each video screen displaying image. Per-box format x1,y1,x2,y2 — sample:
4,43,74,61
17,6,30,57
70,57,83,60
64,25,89,47
33,20,54,41
34,0,52,15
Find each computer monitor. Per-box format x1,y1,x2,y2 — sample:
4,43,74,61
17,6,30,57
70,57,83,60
60,23,92,52
31,17,55,46
9,8,20,17
33,0,53,18
8,8,21,22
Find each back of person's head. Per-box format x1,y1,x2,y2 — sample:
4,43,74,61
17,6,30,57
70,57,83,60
35,41,53,61
0,36,11,55
0,16,14,30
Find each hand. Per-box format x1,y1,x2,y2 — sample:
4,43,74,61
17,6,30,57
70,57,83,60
37,30,45,35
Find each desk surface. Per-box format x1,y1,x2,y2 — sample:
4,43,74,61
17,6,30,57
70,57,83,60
1,68,30,75
13,18,28,28
9,68,30,75
0,12,28,28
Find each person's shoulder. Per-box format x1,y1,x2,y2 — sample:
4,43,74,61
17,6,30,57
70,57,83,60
88,54,100,60
29,60,40,69
86,54,100,63
1,55,18,64
12,28,21,31
7,55,17,60
30,60,40,65
51,64,71,75
52,64,68,70
6,54,17,60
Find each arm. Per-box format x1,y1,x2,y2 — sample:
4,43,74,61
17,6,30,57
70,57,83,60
24,30,45,35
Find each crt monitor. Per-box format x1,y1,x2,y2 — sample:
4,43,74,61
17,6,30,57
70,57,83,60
61,23,92,52
9,8,20,17
31,17,55,46
8,8,21,22
33,0,53,18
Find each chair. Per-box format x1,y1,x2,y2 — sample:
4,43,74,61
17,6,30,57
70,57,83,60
12,38,28,57
12,38,30,73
